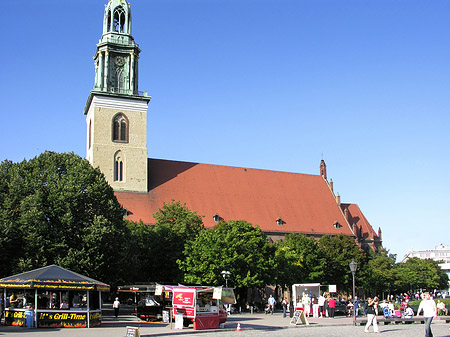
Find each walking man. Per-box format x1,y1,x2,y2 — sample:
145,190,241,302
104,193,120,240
364,297,379,333
417,292,437,337
268,295,276,315
113,297,120,318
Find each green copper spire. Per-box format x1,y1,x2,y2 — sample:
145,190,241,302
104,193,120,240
93,0,143,96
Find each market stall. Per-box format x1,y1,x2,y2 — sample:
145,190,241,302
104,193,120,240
292,283,321,314
165,285,235,330
0,265,109,328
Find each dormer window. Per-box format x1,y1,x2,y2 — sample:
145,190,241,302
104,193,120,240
113,113,128,142
333,221,342,229
276,217,284,226
213,213,221,223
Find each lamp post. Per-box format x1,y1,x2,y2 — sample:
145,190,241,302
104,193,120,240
221,270,231,288
349,259,358,326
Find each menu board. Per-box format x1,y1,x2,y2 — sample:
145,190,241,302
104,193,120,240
290,310,309,325
126,326,140,337
290,310,301,325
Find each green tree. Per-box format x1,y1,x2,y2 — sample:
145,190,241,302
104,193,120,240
360,250,396,297
395,257,446,292
274,233,324,289
318,234,365,293
0,152,127,285
122,220,155,283
151,200,204,282
180,220,275,304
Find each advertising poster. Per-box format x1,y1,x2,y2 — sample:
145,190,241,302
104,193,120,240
173,290,194,306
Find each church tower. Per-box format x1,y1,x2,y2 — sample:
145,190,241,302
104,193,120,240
83,0,150,193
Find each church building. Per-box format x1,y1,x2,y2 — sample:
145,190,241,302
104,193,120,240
83,0,382,252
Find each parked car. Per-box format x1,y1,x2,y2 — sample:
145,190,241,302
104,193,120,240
333,301,348,316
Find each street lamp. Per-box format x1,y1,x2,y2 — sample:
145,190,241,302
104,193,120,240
349,259,358,326
221,270,231,288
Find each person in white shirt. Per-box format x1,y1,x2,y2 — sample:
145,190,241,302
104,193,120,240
404,304,414,318
318,294,326,318
417,292,436,337
113,297,120,318
302,293,311,317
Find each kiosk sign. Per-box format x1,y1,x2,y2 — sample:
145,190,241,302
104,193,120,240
173,290,194,306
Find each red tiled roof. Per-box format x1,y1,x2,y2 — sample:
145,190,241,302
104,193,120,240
115,159,357,237
341,203,379,241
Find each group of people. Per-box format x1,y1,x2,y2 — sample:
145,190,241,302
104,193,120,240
267,292,339,319
363,292,439,336
265,290,446,337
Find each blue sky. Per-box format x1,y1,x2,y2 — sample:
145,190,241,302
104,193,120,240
2,0,449,261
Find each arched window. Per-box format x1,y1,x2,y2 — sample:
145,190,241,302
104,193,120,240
113,7,125,33
112,113,128,142
114,152,124,182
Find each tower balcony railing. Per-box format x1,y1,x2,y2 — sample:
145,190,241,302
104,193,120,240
100,33,136,47
94,85,148,97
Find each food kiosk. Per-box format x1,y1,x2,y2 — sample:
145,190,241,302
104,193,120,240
0,265,109,328
292,283,321,314
165,285,235,330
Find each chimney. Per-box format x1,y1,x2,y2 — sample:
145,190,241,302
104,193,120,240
378,227,382,240
335,193,341,206
344,207,349,222
320,159,327,180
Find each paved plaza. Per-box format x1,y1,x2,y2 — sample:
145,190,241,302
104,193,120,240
1,312,449,337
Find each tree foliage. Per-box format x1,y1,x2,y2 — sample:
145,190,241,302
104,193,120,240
395,257,448,292
180,220,275,293
360,249,397,296
0,152,127,285
151,200,204,282
274,233,324,288
317,234,365,293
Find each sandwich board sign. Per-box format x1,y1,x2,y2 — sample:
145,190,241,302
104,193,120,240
126,326,140,337
290,310,309,325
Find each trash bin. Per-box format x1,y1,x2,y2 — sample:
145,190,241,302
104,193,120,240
174,313,184,329
25,310,34,328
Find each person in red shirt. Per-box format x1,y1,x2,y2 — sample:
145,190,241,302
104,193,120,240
327,297,336,318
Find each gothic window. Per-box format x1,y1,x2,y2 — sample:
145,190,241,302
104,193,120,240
106,11,112,32
113,7,126,33
112,113,128,142
114,153,124,182
115,66,125,92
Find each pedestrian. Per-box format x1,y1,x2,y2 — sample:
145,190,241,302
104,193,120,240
364,296,379,333
282,298,288,318
417,292,436,337
318,293,325,318
302,293,311,317
354,296,360,317
327,297,336,318
312,295,319,318
268,294,276,315
113,297,120,318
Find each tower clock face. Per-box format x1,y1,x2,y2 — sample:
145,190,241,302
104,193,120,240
115,56,125,67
